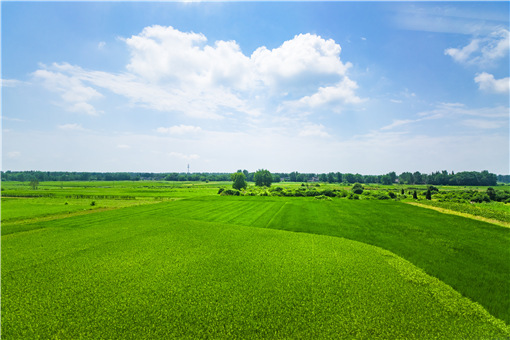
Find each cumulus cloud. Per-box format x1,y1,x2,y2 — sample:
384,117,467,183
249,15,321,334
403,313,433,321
474,72,509,94
157,125,202,134
31,26,361,121
445,28,509,66
289,77,364,111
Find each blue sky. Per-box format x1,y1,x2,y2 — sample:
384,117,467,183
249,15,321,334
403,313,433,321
2,2,509,174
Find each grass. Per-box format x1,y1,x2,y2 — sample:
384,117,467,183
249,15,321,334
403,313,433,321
2,181,510,338
138,195,510,324
2,203,508,339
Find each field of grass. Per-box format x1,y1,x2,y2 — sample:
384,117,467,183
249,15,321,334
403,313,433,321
2,181,509,338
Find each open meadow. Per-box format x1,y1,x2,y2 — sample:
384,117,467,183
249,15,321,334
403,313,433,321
1,181,509,339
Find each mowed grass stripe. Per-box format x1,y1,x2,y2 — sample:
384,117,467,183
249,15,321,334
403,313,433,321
161,197,509,324
259,198,510,324
2,205,509,339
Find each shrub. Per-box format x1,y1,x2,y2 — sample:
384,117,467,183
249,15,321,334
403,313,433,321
352,183,364,194
221,189,240,196
314,195,332,201
305,190,319,197
321,189,336,197
218,188,225,195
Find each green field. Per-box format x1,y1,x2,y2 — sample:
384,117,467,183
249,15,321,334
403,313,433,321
2,181,509,338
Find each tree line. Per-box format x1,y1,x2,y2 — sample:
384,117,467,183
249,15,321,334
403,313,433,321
1,169,505,186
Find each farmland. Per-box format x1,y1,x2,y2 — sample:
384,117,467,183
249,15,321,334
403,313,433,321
2,181,509,339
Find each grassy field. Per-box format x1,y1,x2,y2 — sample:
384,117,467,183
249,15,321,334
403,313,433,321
2,181,509,338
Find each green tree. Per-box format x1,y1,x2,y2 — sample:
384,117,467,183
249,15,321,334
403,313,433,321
381,175,392,185
426,189,432,200
289,171,298,182
486,187,496,201
231,172,247,190
344,173,355,183
254,169,272,187
29,178,39,190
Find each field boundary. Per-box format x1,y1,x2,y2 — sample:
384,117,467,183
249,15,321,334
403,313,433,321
404,202,510,228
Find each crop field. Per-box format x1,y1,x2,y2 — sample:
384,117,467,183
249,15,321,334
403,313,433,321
2,181,510,339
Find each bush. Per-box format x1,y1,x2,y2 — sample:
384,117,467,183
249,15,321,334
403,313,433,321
314,195,332,201
218,188,225,195
221,189,240,196
321,189,336,197
305,190,319,197
352,183,364,194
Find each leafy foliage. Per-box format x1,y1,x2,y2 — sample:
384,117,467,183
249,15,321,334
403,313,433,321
231,172,248,190
351,183,364,194
254,169,273,187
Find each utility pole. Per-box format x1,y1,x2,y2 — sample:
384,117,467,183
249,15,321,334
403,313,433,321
187,164,190,180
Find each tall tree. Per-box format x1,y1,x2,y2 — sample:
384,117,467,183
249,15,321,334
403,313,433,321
254,169,273,187
231,172,247,190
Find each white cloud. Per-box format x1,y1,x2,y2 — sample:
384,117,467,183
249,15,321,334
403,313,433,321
288,77,364,111
157,125,202,135
380,119,415,131
57,123,86,131
462,119,506,129
31,26,361,121
117,144,130,149
251,33,350,92
445,28,509,66
32,66,103,115
474,72,509,94
444,39,480,64
98,41,106,49
422,102,509,119
298,123,330,138
1,79,24,87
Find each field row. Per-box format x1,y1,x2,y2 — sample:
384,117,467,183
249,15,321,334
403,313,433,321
2,202,508,339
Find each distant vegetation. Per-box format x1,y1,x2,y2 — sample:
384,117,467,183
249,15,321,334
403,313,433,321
1,169,507,185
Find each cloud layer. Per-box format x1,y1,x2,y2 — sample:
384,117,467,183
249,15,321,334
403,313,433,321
32,26,361,123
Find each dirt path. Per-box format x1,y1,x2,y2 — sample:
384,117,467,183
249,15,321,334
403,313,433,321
404,202,509,228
